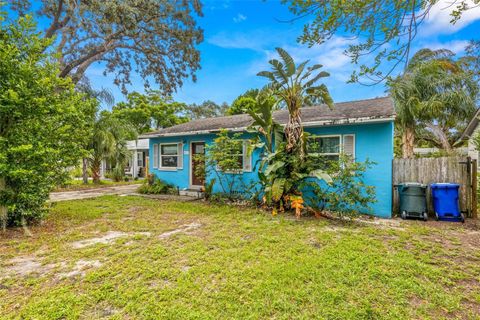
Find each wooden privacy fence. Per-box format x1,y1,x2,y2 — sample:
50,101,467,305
392,156,477,218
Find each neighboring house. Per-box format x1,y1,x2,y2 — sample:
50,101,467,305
455,108,480,161
413,147,468,157
141,97,396,218
100,139,150,178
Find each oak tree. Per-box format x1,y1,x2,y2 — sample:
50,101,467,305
9,0,204,95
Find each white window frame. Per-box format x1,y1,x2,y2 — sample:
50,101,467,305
308,134,342,160
216,139,250,174
159,143,179,170
137,151,144,167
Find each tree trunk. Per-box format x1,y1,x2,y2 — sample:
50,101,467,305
425,123,453,153
91,160,101,184
82,157,89,184
0,177,7,232
285,108,304,157
402,126,415,159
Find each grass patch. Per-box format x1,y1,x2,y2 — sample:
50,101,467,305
1,196,479,319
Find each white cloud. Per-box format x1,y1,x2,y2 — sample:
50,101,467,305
208,31,357,72
415,39,470,54
252,36,359,82
207,30,286,51
204,0,230,11
233,13,247,23
420,0,480,36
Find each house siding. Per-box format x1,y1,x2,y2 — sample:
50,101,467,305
149,121,394,218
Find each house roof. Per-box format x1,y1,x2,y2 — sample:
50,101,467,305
455,108,480,145
141,96,395,138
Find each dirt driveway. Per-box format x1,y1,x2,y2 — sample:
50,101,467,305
49,184,141,202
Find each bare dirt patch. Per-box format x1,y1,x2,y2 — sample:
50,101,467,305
358,218,405,230
2,256,58,278
71,231,151,248
57,259,102,279
319,225,360,233
158,222,201,239
83,301,120,319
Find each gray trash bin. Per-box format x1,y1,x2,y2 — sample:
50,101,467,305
396,182,428,221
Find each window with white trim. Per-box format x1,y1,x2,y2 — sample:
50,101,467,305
218,140,243,172
307,135,341,161
217,140,252,173
137,152,144,167
160,143,179,168
307,134,356,161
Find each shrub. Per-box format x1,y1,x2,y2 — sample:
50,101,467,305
111,166,125,182
69,165,87,179
195,130,256,201
302,155,377,218
0,15,97,227
137,177,176,194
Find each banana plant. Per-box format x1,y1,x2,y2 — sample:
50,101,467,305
257,47,334,159
246,90,333,215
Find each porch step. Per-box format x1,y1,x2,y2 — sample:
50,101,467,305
179,189,204,198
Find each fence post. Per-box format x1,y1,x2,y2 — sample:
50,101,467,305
391,159,395,216
467,157,472,217
473,159,478,219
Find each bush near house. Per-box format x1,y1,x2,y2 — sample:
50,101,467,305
194,130,256,202
302,155,377,218
137,175,177,195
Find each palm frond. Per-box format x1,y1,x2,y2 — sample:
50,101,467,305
276,47,295,76
304,71,330,88
257,71,275,82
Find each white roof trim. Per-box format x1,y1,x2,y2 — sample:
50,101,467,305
141,116,395,138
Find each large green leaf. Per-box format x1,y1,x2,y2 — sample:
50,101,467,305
269,59,288,84
257,71,275,81
306,84,334,109
310,169,333,183
264,161,285,176
276,47,295,76
271,178,286,202
304,71,330,88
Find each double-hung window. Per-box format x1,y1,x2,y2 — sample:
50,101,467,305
308,135,341,161
307,134,355,161
160,144,179,168
137,152,144,167
229,140,244,170
217,140,252,173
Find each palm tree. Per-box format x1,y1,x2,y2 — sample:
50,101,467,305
89,113,137,183
257,48,333,158
76,76,116,184
389,48,478,158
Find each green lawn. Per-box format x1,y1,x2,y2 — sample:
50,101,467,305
1,196,480,319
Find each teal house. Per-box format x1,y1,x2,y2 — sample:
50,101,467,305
141,97,396,218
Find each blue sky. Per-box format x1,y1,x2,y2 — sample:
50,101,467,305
62,1,480,106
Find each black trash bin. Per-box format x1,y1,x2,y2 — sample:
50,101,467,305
396,183,428,221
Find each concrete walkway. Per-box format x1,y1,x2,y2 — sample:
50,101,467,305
49,184,141,202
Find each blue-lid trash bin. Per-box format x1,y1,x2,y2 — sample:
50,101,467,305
430,183,464,222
